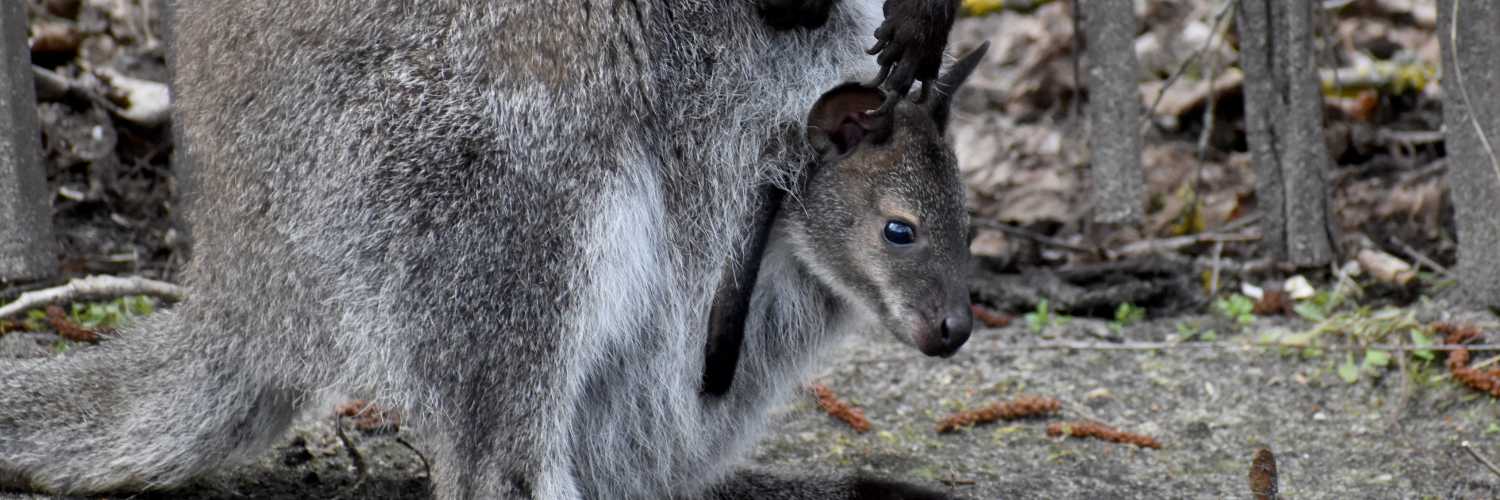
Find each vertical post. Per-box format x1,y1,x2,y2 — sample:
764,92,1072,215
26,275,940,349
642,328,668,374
1236,0,1334,266
1438,0,1500,307
1079,0,1144,224
0,1,57,284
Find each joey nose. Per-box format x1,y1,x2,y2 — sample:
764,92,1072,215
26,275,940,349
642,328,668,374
915,309,972,358
943,313,973,347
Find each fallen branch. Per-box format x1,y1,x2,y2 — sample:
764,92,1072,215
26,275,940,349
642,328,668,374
0,275,186,320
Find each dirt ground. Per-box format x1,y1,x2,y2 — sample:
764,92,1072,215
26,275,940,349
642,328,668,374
5,301,1499,499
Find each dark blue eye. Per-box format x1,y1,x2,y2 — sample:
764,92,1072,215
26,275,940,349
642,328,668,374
883,220,916,245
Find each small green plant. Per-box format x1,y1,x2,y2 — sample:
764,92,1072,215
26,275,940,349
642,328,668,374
1337,349,1392,384
12,295,157,335
1212,294,1255,328
68,295,156,330
1025,299,1069,333
1109,303,1146,333
23,309,48,332
1409,329,1436,362
1174,321,1217,342
1292,289,1349,322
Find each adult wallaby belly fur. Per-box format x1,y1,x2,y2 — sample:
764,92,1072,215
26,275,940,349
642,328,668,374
0,1,888,499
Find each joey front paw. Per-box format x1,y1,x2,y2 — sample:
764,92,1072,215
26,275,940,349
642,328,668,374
866,0,959,106
759,0,839,30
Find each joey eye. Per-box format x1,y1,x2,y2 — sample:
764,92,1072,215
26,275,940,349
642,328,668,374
883,220,916,246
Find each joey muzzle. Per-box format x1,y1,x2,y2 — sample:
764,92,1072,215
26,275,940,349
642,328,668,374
913,304,973,357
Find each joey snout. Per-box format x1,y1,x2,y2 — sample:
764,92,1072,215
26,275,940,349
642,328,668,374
892,300,972,358
912,305,972,357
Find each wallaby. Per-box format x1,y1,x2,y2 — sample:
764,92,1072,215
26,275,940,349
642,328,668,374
0,1,971,499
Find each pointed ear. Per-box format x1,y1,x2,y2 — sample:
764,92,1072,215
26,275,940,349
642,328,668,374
926,41,989,134
806,83,893,160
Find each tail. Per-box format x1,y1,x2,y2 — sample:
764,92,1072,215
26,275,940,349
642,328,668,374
0,309,302,494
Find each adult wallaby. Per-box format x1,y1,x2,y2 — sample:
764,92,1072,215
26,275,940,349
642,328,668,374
0,1,970,499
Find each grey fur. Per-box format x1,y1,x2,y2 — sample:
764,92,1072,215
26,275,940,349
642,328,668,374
0,2,972,499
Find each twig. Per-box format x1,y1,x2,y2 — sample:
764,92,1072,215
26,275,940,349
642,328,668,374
1218,213,1261,233
973,219,1098,255
333,419,369,500
1389,334,1410,431
1209,240,1225,295
1143,0,1235,133
1461,441,1500,480
1111,231,1260,258
0,275,186,320
394,435,432,480
1191,255,1282,275
1189,0,1232,233
1448,0,1500,182
1388,236,1450,276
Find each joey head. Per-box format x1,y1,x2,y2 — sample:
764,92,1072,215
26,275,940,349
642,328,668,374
706,43,987,399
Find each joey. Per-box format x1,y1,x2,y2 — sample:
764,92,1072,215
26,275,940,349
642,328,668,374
706,43,988,401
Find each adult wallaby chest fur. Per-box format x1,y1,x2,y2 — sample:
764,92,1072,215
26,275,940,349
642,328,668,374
1,1,969,499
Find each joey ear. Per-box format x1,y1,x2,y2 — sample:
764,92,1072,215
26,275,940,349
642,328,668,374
806,83,893,160
926,41,989,134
